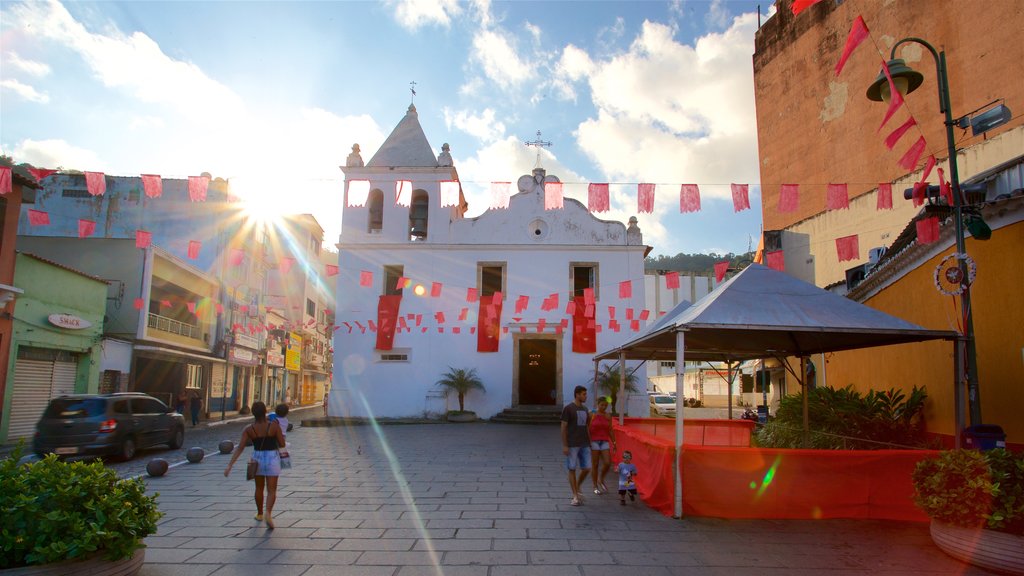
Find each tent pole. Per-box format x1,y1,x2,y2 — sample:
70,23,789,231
727,360,733,420
618,352,626,426
801,356,809,448
954,337,964,449
674,331,685,519
592,359,600,412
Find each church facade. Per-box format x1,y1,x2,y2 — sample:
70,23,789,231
330,105,649,419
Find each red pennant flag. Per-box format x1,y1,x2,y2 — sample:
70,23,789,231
791,0,823,15
836,234,860,262
588,183,610,212
731,184,750,212
187,302,197,314
626,308,634,320
78,219,96,238
714,261,729,283
395,276,411,291
360,270,373,287
834,16,869,76
326,265,339,277
229,248,244,266
609,319,620,332
135,230,152,248
280,257,295,274
395,180,412,206
240,305,249,313
877,183,893,210
347,179,370,207
440,181,460,208
161,299,171,308
639,309,650,321
515,295,529,314
665,271,680,289
85,171,106,196
618,280,632,299
490,182,511,209
0,166,10,195
375,295,402,350
566,301,576,316
453,327,462,335
133,298,144,310
458,307,468,321
541,293,559,311
27,167,57,181
884,117,916,150
141,174,162,198
607,305,616,319
465,287,479,303
778,184,799,213
826,183,849,211
435,311,446,324
187,240,201,260
637,183,655,213
878,59,905,131
898,136,927,171
911,181,929,207
938,168,954,205
916,217,940,244
583,287,595,306
188,175,209,202
215,303,223,315
630,320,640,332
679,184,701,213
544,181,563,210
766,250,785,271
920,155,936,183
430,282,442,297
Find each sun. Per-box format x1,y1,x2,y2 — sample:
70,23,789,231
229,175,284,226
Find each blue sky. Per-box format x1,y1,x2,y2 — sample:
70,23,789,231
1,0,770,257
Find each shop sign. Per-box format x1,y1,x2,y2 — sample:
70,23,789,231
234,332,259,349
229,346,260,366
267,349,285,367
285,332,301,371
48,313,92,330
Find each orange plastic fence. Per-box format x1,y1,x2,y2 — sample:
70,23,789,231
612,419,937,521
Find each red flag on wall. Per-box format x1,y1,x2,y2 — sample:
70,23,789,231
572,296,596,354
85,171,105,196
78,219,96,238
916,217,940,244
135,229,152,248
375,295,401,350
360,270,373,287
27,209,49,226
326,265,339,277
679,184,701,213
766,250,785,271
731,184,750,212
589,183,610,212
834,15,869,76
665,271,680,289
544,181,563,210
477,294,503,352
618,280,632,299
431,282,442,297
490,182,511,209
188,175,209,202
778,184,799,213
27,167,57,181
0,166,10,195
884,117,916,150
826,183,849,210
714,261,730,283
877,183,893,210
836,234,860,262
637,183,655,213
878,59,905,130
187,240,201,260
141,174,162,198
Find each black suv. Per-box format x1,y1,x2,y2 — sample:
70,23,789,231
33,393,186,460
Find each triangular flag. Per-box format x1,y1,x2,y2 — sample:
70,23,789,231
347,179,370,207
78,219,96,238
0,166,10,195
778,184,799,213
396,180,412,206
766,250,785,271
135,230,152,249
430,282,442,297
27,209,50,226
188,175,209,202
836,234,859,262
490,182,511,209
280,257,295,274
679,184,701,213
85,171,106,196
326,264,339,277
792,0,824,15
588,183,609,212
731,184,750,212
884,117,916,150
440,180,460,208
133,298,144,310
618,280,632,299
878,59,905,131
834,16,869,76
916,217,940,244
714,261,729,283
665,271,680,289
544,181,563,210
141,174,162,198
360,270,373,287
920,155,936,183
637,183,655,213
826,183,849,210
27,167,57,181
877,183,893,210
187,240,201,260
466,287,478,303
898,136,928,171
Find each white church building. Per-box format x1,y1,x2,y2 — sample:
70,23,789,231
330,104,650,419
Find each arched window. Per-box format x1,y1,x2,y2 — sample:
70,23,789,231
367,189,383,233
409,190,429,241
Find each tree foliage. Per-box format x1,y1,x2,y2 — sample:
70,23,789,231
593,364,639,414
435,367,486,413
645,251,755,274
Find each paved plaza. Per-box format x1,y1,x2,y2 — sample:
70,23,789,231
139,422,992,575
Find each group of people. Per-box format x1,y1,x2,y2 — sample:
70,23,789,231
561,385,638,507
174,391,203,426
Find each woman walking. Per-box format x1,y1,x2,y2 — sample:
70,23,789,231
224,401,286,528
589,396,616,494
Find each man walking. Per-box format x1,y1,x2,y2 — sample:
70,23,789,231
561,385,591,506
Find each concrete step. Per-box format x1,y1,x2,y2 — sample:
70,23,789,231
490,405,561,425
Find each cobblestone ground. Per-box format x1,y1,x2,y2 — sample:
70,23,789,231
137,422,995,576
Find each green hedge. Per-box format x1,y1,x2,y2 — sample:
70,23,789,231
913,448,1024,535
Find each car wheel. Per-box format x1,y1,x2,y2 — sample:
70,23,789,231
167,426,184,449
120,437,137,461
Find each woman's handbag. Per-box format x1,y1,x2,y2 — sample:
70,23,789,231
246,459,258,480
278,450,291,469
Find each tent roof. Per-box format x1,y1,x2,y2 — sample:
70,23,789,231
596,264,956,363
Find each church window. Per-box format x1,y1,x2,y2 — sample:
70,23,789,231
409,190,429,241
570,263,598,300
479,263,506,298
383,265,404,296
368,189,383,232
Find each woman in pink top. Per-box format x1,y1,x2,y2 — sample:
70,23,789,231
589,396,616,494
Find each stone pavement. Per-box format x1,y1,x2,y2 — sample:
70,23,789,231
139,422,993,576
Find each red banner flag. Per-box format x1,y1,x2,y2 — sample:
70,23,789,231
541,293,559,311
133,298,144,310
626,308,634,320
466,287,478,303
490,182,511,209
637,183,655,213
714,261,729,283
187,302,197,314
834,15,869,76
588,183,609,212
280,257,295,274
477,294,503,352
326,264,339,277
27,167,57,181
618,280,632,299
640,309,650,321
836,234,860,262
135,229,152,248
766,250,785,271
375,295,401,350
0,166,10,195
141,174,162,198
920,155,936,183
544,181,563,210
791,0,824,15
911,181,929,207
608,305,616,319
938,168,954,205
884,117,916,150
778,184,799,213
78,219,96,238
916,217,940,244
898,136,927,171
583,287,595,306
440,180,460,208
347,179,370,207
161,299,171,308
458,307,468,321
188,175,209,202
826,183,849,211
187,240,201,260
679,184,701,213
515,295,529,314
360,270,373,287
665,271,680,289
877,59,905,131
731,183,750,212
435,311,445,324
431,282,442,297
85,171,106,196
877,183,893,210
572,296,596,354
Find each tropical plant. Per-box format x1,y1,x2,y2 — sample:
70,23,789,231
913,448,1024,536
755,384,930,449
0,449,162,568
435,366,486,413
594,364,639,414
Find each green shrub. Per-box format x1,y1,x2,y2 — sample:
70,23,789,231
913,448,1024,536
0,452,162,567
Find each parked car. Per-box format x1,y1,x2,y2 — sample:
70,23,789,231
649,394,677,417
33,393,186,461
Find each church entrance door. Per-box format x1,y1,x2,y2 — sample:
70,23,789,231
517,338,557,405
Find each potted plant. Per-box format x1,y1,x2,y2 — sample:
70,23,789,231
594,364,638,415
0,450,162,575
912,448,1024,575
435,367,486,422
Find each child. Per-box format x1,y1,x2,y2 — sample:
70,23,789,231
616,450,638,505
268,403,290,445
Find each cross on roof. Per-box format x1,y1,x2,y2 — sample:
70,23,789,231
410,81,417,103
524,130,552,167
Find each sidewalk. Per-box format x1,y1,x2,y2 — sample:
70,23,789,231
138,422,994,576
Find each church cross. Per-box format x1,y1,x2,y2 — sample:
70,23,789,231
524,130,552,167
409,81,417,103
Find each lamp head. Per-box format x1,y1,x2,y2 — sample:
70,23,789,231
866,58,925,102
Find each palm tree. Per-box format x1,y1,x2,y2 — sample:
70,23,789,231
435,367,486,413
595,364,639,414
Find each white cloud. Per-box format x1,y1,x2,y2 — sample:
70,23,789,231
470,28,535,90
128,115,166,130
11,138,103,170
0,79,50,103
5,51,51,77
550,44,595,101
442,107,506,143
387,0,461,30
705,0,730,29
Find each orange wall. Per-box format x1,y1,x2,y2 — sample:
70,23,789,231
824,221,1024,445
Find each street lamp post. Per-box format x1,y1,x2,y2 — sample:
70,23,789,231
866,38,981,429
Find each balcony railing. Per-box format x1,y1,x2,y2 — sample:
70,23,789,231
148,313,201,340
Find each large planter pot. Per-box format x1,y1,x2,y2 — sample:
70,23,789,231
447,412,477,423
0,548,144,576
930,521,1024,575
